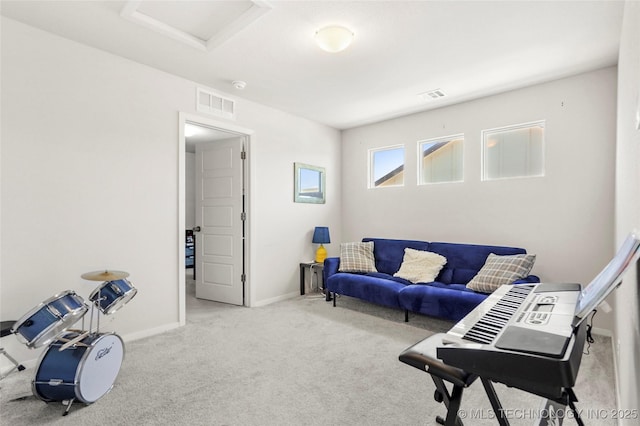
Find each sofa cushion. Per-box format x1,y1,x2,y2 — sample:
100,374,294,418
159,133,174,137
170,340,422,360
422,281,477,292
366,272,413,286
362,238,430,275
338,241,377,273
466,253,536,293
428,242,527,284
399,284,489,322
393,248,447,283
326,272,404,309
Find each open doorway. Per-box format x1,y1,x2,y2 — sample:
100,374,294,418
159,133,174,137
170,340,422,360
178,113,253,325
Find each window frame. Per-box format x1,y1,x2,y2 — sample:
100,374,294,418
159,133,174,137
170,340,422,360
417,133,464,185
368,144,406,189
481,120,545,181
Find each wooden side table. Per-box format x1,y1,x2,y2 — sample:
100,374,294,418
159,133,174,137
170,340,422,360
299,262,324,295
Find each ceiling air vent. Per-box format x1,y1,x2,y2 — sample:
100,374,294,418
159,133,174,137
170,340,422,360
196,88,236,119
419,89,446,101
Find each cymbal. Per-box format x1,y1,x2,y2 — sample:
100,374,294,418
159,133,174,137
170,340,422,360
81,270,129,281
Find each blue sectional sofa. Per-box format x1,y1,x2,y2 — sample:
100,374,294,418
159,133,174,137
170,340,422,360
324,238,539,322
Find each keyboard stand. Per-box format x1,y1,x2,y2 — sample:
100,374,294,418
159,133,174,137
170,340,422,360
478,379,584,426
399,334,478,426
532,388,584,426
480,377,509,426
400,333,585,426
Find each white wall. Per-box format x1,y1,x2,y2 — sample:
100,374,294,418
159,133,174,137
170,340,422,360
614,1,640,418
342,68,617,330
0,17,341,369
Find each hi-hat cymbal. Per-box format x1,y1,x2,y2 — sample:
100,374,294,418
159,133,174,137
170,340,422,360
81,270,129,281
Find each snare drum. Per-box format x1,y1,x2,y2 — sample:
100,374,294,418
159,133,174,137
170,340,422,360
89,279,137,315
12,291,88,349
32,331,124,404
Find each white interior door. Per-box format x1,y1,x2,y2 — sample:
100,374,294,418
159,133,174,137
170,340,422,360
195,138,244,305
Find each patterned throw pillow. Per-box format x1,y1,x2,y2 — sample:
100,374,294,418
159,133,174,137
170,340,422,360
338,241,378,273
466,253,536,293
393,248,447,283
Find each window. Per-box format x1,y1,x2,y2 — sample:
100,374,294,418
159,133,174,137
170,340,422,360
482,121,545,180
418,134,464,184
369,145,405,188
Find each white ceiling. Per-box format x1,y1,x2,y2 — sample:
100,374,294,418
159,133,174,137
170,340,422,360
0,0,625,130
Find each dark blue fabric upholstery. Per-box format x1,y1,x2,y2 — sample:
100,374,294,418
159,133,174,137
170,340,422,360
428,242,526,284
324,257,340,282
362,238,429,275
326,272,405,309
398,284,489,322
324,238,539,321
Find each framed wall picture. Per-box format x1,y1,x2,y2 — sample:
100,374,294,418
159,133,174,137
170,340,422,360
294,163,325,204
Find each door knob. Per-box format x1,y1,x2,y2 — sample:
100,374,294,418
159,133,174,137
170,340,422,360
193,226,201,232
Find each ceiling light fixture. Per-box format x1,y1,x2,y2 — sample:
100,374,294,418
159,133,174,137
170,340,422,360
314,25,354,53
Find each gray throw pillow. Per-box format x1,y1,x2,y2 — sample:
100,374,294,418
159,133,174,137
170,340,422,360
338,241,378,273
466,253,536,293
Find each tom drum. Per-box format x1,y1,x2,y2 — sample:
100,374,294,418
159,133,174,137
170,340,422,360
89,279,137,315
12,291,88,349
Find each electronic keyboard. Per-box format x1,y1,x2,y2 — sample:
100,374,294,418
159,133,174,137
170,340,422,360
437,283,586,400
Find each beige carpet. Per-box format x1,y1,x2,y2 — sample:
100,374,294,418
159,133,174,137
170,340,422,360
0,283,616,425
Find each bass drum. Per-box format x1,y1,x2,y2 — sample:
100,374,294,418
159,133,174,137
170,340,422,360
33,331,124,404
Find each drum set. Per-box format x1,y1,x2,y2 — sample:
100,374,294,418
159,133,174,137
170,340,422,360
9,270,137,416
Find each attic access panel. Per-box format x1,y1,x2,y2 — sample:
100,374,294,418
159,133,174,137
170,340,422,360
121,0,272,51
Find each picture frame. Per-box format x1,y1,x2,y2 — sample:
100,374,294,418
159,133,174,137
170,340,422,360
294,162,326,204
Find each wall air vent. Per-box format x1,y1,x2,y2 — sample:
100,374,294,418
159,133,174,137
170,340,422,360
196,88,236,119
419,89,446,101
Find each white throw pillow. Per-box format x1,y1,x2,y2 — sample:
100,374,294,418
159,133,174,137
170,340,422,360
393,248,447,283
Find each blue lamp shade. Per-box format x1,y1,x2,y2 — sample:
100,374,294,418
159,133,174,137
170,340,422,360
312,227,331,244
312,227,330,263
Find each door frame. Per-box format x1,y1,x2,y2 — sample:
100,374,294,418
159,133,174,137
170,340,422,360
178,112,254,326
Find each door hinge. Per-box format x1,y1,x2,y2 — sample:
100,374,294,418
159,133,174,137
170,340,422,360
241,212,247,221
240,150,246,160
241,273,246,283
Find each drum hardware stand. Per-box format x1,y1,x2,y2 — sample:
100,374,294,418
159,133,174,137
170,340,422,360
87,293,103,336
88,302,95,335
0,348,26,380
62,398,75,416
0,321,26,381
95,290,105,334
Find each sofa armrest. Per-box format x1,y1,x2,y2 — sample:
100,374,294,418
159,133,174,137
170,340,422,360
513,275,540,285
324,257,340,282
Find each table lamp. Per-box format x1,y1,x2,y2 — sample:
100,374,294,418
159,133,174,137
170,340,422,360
312,226,331,263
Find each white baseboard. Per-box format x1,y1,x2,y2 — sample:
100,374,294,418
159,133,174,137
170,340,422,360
0,322,182,377
591,328,622,417
251,291,299,307
611,335,622,417
120,322,181,343
592,326,613,337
